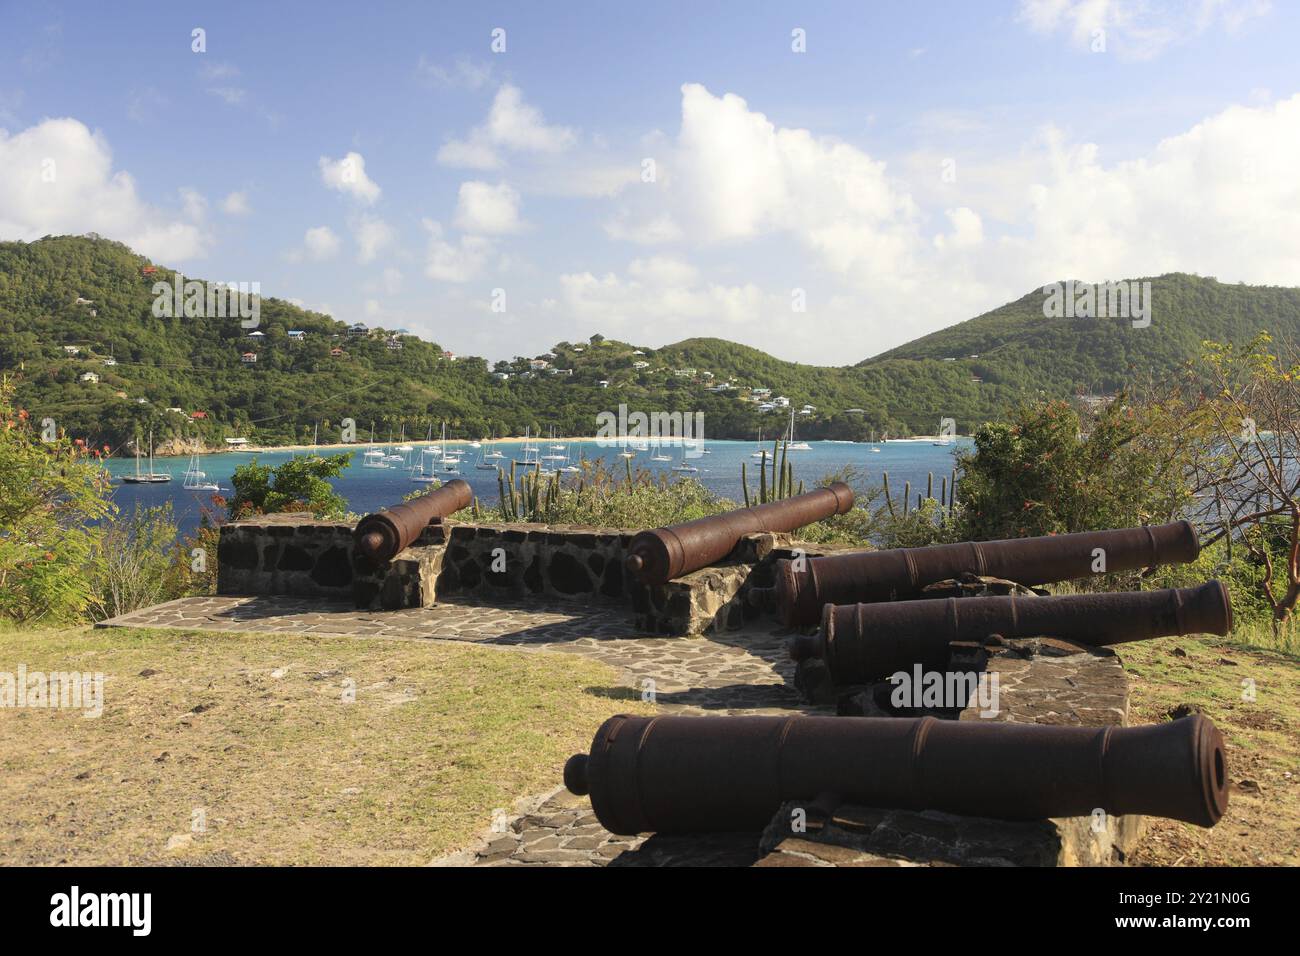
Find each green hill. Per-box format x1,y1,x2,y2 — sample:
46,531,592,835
2,235,1297,451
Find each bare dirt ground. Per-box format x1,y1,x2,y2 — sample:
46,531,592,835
0,626,648,865
1120,635,1299,866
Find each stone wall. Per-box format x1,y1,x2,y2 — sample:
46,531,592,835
216,515,823,635
216,513,354,599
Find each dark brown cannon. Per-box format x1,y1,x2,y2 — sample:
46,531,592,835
352,478,472,564
623,482,855,586
789,581,1232,685
562,713,1228,834
763,520,1201,626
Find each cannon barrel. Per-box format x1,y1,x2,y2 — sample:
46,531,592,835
789,581,1232,685
563,713,1228,834
352,479,473,564
623,481,855,586
766,520,1200,626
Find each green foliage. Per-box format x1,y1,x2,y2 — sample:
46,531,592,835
84,503,190,620
0,376,114,622
10,238,1300,450
483,459,730,528
954,398,1195,541
228,453,352,518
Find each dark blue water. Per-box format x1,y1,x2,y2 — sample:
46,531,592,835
103,438,970,538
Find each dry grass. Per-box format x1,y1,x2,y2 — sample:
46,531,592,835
0,626,647,865
1120,635,1300,866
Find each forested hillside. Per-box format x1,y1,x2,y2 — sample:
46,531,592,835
1,235,1296,452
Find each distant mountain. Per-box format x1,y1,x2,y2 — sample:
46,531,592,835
2,235,1297,451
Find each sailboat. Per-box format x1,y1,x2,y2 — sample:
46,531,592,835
183,452,219,491
437,422,460,472
650,439,671,462
362,424,388,468
541,427,567,461
871,428,881,452
785,410,812,451
395,424,414,454
671,442,698,474
410,446,439,483
514,428,541,465
122,430,171,483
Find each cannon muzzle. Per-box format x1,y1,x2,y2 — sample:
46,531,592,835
767,520,1201,625
624,481,854,585
795,581,1231,685
352,479,473,564
565,713,1229,834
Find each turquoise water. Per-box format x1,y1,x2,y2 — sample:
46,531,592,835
103,438,971,537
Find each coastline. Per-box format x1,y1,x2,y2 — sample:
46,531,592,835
146,433,966,458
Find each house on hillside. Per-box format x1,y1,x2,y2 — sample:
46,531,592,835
632,361,649,370
166,407,184,414
330,347,347,357
287,330,306,342
79,371,99,384
386,338,403,350
493,372,510,381
246,330,265,339
141,266,157,277
63,345,81,355
191,411,208,420
241,352,258,364
529,358,550,370
442,350,457,361
102,357,117,366
347,323,368,337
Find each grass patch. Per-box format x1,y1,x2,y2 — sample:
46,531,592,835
0,626,649,865
1120,636,1300,865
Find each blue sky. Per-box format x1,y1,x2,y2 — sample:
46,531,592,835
2,0,1297,363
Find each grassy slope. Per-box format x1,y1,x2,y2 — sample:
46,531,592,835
0,626,649,865
1121,635,1299,865
8,237,1300,444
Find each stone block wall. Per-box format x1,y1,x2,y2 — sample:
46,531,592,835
216,515,830,635
216,513,354,599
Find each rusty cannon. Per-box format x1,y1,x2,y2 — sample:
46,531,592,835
562,712,1229,834
623,481,855,586
352,478,472,565
759,520,1201,626
788,581,1232,686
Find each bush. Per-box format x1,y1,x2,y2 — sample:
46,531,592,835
228,453,352,518
85,504,190,620
0,377,114,623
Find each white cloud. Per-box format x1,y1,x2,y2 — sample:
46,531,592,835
437,84,575,169
453,181,524,235
435,138,501,170
302,225,341,260
1017,0,1271,60
422,219,493,282
179,187,208,222
207,87,247,106
354,215,395,262
604,211,683,244
0,117,209,259
415,56,493,90
319,151,381,204
221,190,251,216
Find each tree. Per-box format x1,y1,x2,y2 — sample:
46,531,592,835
0,375,115,621
228,453,353,518
954,396,1201,542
